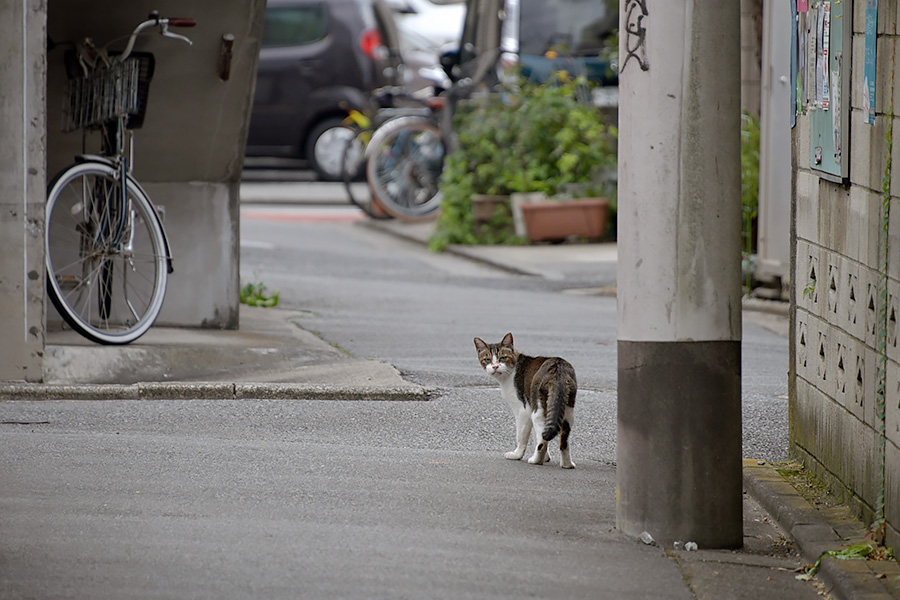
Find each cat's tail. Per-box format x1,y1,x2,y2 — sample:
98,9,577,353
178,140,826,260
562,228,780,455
542,368,568,442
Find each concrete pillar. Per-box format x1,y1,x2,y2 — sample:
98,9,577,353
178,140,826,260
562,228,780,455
0,0,46,382
616,0,743,548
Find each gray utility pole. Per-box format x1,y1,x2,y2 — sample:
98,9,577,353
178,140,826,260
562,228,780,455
616,0,743,548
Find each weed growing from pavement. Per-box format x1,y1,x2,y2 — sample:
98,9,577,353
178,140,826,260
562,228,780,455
240,282,280,307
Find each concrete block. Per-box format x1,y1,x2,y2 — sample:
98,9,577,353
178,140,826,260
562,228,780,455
849,35,867,111
885,442,900,539
840,405,880,509
861,197,885,278
796,170,819,243
841,258,864,339
879,1,899,35
826,254,841,320
851,3,865,35
796,310,811,383
816,319,833,397
796,115,812,172
797,371,881,511
888,279,900,364
791,378,817,455
863,266,880,348
892,117,900,198
850,110,888,192
885,361,900,449
852,34,894,115
832,328,850,410
851,2,894,36
889,197,900,281
846,187,863,264
795,239,811,310
813,246,827,319
819,183,852,257
862,346,878,428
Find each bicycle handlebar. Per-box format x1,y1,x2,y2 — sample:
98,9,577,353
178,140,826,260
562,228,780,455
119,11,195,62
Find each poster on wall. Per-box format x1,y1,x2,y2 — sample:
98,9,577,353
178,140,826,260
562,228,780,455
816,1,830,111
792,1,799,126
865,0,879,124
807,7,817,104
796,10,807,117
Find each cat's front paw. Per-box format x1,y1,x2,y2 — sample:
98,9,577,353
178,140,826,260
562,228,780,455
561,460,576,469
527,455,545,465
504,450,524,460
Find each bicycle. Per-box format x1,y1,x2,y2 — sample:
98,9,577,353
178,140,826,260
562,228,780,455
340,100,439,220
45,11,195,345
341,75,457,222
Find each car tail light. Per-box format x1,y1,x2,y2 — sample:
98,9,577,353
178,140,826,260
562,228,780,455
360,28,388,61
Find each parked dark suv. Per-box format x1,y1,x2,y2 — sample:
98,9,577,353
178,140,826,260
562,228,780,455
246,0,403,180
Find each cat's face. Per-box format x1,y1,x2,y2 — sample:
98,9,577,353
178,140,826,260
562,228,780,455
474,333,517,378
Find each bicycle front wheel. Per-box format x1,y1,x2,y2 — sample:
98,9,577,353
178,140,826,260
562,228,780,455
366,116,445,222
46,161,169,345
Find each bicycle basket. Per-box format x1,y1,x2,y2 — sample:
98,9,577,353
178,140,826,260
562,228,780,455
62,51,155,132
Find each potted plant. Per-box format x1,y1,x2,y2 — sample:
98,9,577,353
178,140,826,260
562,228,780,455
430,74,617,251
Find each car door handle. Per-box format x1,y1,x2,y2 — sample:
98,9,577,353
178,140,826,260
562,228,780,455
295,60,323,76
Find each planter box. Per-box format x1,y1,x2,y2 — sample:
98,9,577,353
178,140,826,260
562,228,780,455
521,198,609,243
471,194,511,222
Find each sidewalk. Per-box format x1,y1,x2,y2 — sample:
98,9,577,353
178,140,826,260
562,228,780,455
2,211,898,599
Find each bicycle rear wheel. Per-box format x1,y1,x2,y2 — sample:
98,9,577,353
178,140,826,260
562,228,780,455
342,128,391,219
365,116,445,222
45,161,169,345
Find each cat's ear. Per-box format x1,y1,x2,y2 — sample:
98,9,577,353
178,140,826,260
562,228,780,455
474,337,488,352
501,332,514,347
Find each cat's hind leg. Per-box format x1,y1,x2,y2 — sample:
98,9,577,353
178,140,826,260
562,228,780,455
527,412,550,465
559,408,575,469
505,408,532,460
532,427,550,462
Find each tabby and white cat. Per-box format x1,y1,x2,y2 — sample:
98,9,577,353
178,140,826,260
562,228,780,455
474,332,576,469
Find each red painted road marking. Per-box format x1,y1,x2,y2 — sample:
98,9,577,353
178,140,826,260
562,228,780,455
240,208,366,223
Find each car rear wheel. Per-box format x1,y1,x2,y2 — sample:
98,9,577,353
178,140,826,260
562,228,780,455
306,118,356,181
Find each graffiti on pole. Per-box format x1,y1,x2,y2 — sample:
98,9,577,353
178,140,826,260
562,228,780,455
622,0,649,72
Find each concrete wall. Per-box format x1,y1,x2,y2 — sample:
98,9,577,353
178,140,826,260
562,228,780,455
791,2,900,546
0,0,46,382
45,1,265,329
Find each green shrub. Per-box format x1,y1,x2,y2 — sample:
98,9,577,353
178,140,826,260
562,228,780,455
430,76,618,251
741,111,760,292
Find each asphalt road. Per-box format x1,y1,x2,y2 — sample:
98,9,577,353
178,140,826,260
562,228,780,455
239,205,791,463
0,196,802,599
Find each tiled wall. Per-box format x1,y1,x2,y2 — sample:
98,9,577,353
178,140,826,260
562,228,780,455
792,2,900,545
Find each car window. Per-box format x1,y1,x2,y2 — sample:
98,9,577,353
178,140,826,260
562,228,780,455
261,4,329,48
518,0,615,56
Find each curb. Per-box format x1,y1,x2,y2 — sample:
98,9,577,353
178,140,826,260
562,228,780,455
361,219,793,317
358,219,563,278
0,382,434,402
743,460,900,599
